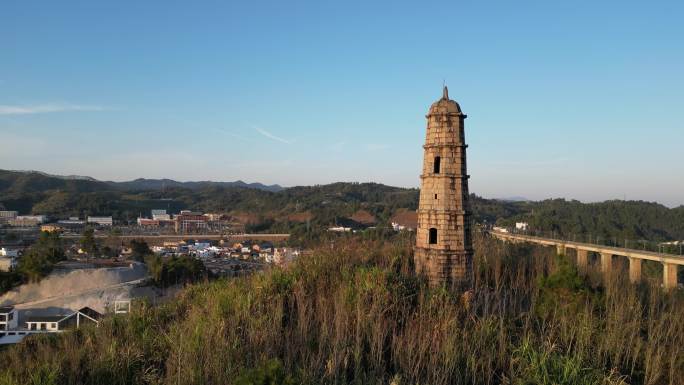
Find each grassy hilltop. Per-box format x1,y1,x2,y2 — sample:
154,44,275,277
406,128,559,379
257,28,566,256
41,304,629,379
1,233,682,385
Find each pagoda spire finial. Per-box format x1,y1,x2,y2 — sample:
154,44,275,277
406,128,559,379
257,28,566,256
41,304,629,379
443,85,449,99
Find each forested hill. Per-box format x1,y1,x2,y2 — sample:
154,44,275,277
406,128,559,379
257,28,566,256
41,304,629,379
1,169,683,241
107,178,283,192
497,199,684,241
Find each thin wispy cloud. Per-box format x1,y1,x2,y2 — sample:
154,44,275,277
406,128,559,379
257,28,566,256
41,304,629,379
0,103,108,115
213,127,250,143
254,126,293,144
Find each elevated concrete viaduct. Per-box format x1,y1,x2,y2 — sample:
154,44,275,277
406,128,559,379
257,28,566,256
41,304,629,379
489,231,682,290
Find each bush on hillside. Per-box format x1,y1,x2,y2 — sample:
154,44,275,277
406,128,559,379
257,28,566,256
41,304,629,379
234,360,296,385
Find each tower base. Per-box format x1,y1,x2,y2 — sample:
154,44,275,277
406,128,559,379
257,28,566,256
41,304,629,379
414,247,472,288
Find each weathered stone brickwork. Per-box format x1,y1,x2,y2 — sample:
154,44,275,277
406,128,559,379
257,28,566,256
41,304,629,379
415,87,473,287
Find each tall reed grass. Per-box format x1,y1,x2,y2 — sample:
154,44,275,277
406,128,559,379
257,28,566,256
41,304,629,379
0,233,682,385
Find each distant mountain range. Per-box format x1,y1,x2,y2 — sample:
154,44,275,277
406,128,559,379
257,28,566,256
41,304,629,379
3,170,284,193
9,170,100,182
2,169,683,242
106,178,284,192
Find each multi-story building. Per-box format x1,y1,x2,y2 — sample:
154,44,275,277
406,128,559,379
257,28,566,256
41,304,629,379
151,209,171,221
0,211,18,223
57,218,86,232
87,216,113,227
174,211,208,233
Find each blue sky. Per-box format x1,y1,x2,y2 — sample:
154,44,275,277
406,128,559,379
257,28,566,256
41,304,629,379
1,0,683,206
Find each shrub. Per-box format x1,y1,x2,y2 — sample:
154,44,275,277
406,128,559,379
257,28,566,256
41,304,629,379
235,360,296,385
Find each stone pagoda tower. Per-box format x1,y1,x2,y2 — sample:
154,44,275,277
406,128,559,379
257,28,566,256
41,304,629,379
414,86,473,287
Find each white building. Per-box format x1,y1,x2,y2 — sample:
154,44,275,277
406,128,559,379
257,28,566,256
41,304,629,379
0,307,18,331
152,209,171,221
515,222,529,231
0,211,18,219
8,215,47,227
87,216,113,226
391,222,406,231
328,226,352,232
0,248,19,258
25,316,63,331
194,242,211,250
58,218,85,226
25,307,102,331
19,215,47,223
0,307,103,345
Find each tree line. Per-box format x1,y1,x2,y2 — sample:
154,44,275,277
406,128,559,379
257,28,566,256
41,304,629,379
2,169,683,242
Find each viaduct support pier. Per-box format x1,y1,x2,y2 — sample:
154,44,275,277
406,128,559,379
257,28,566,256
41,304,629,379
490,231,682,290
